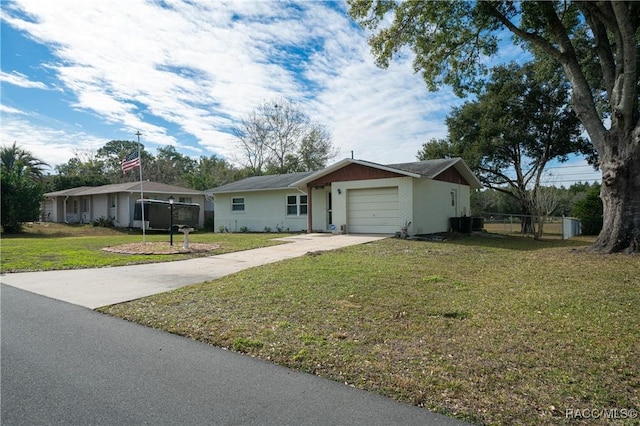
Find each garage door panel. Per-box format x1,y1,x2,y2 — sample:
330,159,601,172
349,211,398,219
350,218,396,226
347,187,399,234
348,207,398,215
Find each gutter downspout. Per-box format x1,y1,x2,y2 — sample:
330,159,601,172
63,196,69,224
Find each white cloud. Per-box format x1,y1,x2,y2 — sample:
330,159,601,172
0,71,48,89
0,104,28,115
4,0,460,169
0,116,108,172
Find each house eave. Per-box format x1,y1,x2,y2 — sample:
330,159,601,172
210,186,300,195
290,158,421,188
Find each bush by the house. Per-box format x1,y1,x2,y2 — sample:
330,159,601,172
92,216,114,228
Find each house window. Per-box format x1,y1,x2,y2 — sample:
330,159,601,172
72,200,79,214
179,197,192,203
286,195,307,216
110,195,116,208
232,197,245,212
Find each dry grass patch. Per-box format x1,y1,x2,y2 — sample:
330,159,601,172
100,235,639,425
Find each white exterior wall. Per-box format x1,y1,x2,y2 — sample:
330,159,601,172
92,195,109,221
42,198,56,222
214,189,309,233
411,178,471,235
331,177,413,234
44,192,205,228
115,194,131,227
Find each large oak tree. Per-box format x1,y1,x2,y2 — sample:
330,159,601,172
419,61,591,237
349,0,639,253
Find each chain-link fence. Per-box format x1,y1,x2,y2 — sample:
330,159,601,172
477,213,576,239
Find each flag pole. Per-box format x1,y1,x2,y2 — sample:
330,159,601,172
135,131,146,244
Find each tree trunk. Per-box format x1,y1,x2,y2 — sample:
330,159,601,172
589,135,640,253
520,215,534,235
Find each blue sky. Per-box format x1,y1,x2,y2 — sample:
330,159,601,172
1,0,600,185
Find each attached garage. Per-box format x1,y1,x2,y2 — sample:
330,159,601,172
347,187,399,233
210,157,482,236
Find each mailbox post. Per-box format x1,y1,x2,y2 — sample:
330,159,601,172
168,196,174,246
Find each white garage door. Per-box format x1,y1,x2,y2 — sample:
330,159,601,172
347,187,399,234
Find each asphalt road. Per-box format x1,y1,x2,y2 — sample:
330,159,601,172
1,285,470,426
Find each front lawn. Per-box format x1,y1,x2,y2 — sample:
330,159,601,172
100,234,639,425
0,223,286,272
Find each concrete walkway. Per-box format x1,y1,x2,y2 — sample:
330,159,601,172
0,233,387,309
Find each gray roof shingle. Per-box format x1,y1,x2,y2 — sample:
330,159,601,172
208,171,316,194
387,158,460,178
207,157,480,194
45,182,203,197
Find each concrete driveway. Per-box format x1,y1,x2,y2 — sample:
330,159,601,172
0,233,386,309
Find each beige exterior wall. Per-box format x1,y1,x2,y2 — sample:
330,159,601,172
411,178,471,235
214,189,309,233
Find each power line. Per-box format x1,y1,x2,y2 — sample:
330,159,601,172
546,172,601,177
546,164,597,169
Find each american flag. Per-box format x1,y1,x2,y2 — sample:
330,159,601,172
121,150,140,173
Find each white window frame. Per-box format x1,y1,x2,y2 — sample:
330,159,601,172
286,194,307,216
231,197,245,213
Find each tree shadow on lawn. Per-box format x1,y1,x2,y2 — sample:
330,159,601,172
410,231,594,252
1,225,136,239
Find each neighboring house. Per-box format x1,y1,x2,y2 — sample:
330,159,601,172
42,182,206,229
207,157,482,235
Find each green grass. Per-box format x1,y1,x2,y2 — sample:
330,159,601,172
99,234,640,425
0,223,286,272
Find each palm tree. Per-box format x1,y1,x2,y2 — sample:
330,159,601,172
0,142,49,180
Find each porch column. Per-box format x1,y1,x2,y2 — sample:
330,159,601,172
307,185,313,233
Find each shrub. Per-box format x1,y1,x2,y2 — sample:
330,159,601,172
92,216,114,228
572,185,603,235
1,168,43,234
